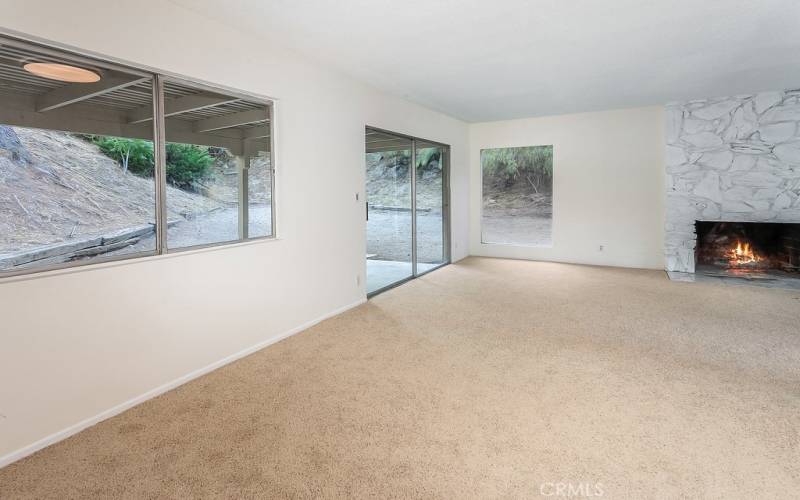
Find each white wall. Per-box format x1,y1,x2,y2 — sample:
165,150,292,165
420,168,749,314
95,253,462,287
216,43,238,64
469,107,665,269
0,0,469,463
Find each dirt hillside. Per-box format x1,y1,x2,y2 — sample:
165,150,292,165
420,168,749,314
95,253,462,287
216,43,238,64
366,153,443,211
0,126,223,252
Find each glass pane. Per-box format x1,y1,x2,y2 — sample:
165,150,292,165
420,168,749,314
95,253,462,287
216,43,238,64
247,145,272,238
415,143,447,271
164,141,239,249
0,43,156,274
481,145,553,246
365,128,413,294
163,81,270,250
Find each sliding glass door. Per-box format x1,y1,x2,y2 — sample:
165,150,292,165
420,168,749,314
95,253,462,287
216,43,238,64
415,142,448,272
365,128,449,296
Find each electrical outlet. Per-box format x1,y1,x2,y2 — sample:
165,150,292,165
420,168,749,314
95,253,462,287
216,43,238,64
356,274,361,286
599,245,604,252
355,192,360,201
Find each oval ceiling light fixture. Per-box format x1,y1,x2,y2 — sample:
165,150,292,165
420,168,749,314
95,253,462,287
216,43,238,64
23,62,101,83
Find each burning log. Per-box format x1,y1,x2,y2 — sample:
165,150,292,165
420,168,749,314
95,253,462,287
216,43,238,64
726,240,763,268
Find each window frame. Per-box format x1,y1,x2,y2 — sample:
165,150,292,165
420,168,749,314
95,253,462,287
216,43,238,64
157,75,276,255
0,33,276,280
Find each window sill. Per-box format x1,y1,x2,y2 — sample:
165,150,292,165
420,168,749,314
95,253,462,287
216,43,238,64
0,236,281,284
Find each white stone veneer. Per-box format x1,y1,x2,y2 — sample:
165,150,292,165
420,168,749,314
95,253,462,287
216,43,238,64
665,90,800,272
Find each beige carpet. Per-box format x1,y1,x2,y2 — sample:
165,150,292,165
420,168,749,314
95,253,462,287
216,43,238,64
1,257,799,498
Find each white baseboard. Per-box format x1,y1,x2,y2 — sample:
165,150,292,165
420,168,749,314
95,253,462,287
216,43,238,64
0,298,367,469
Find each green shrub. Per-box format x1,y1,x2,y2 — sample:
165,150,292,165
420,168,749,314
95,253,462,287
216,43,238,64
92,136,155,176
481,145,553,188
89,136,214,189
165,143,213,189
375,148,440,169
416,148,441,170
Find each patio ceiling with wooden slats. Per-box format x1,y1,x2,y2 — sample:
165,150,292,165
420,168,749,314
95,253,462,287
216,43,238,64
0,39,270,155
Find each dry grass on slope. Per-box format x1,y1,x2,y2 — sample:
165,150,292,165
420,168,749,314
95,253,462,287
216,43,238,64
0,127,222,251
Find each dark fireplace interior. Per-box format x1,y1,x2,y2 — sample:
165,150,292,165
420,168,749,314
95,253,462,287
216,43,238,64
695,221,800,274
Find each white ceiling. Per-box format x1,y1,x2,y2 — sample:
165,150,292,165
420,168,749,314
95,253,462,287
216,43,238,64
173,0,800,122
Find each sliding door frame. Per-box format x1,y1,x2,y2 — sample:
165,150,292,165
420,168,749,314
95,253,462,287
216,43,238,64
365,126,451,297
415,144,451,279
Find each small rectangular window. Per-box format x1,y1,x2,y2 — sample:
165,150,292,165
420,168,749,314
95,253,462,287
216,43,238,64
481,145,553,246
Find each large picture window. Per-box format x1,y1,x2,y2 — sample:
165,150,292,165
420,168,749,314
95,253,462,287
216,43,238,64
0,37,273,278
481,145,553,246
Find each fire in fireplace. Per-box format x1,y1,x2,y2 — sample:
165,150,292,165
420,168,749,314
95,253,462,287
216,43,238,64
727,240,762,268
695,221,800,274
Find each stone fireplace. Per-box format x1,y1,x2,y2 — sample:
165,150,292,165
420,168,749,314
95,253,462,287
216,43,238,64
665,89,800,281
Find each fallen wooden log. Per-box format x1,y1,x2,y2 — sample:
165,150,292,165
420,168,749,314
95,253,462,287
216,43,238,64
71,237,141,258
0,224,157,270
8,252,74,271
0,236,103,269
100,224,155,245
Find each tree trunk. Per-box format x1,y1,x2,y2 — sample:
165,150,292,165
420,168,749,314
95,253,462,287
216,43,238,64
122,148,130,173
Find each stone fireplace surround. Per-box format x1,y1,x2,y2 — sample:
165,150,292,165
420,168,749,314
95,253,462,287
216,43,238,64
665,89,800,274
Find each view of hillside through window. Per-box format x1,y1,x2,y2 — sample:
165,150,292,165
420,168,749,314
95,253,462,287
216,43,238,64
0,125,159,270
162,141,271,250
0,39,273,276
481,145,553,246
0,123,271,272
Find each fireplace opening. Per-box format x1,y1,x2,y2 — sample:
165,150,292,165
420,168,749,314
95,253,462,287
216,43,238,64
695,221,800,275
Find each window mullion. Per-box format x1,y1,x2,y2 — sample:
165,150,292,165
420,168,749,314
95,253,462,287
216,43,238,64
152,74,169,254
237,148,250,240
